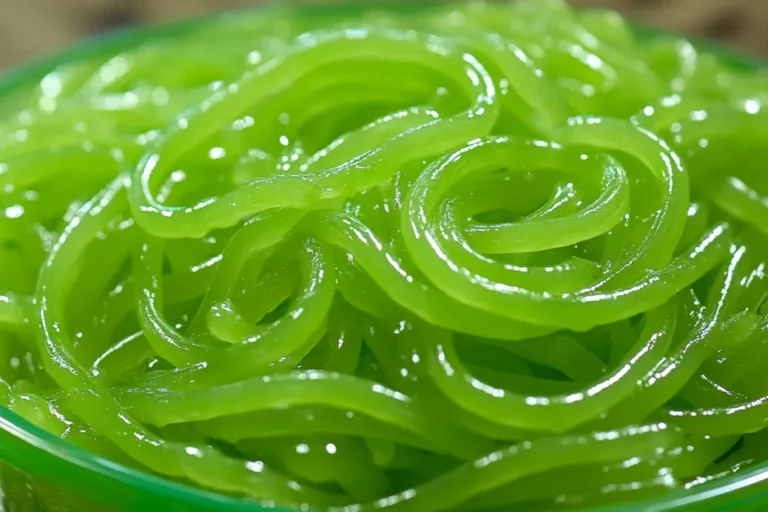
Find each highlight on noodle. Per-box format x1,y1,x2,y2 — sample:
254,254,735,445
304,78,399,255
1,0,768,510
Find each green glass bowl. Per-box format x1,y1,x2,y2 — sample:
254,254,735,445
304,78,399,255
0,3,766,511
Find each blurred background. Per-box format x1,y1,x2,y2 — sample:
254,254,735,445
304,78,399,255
0,0,766,70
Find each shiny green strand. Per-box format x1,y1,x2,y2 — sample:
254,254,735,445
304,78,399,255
1,1,768,511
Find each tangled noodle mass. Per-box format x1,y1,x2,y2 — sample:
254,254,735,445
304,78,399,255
3,0,768,510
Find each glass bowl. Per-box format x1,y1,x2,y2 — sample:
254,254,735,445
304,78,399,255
0,3,766,511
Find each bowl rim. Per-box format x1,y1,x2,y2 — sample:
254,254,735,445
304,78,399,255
0,2,766,511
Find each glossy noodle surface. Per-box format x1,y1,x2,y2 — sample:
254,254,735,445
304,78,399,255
2,1,768,510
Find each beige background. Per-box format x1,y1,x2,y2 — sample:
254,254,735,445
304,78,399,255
0,0,766,70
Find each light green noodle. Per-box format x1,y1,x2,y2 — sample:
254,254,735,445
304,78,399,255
0,1,767,510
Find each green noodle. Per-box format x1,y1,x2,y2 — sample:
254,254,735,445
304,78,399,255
1,0,768,510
